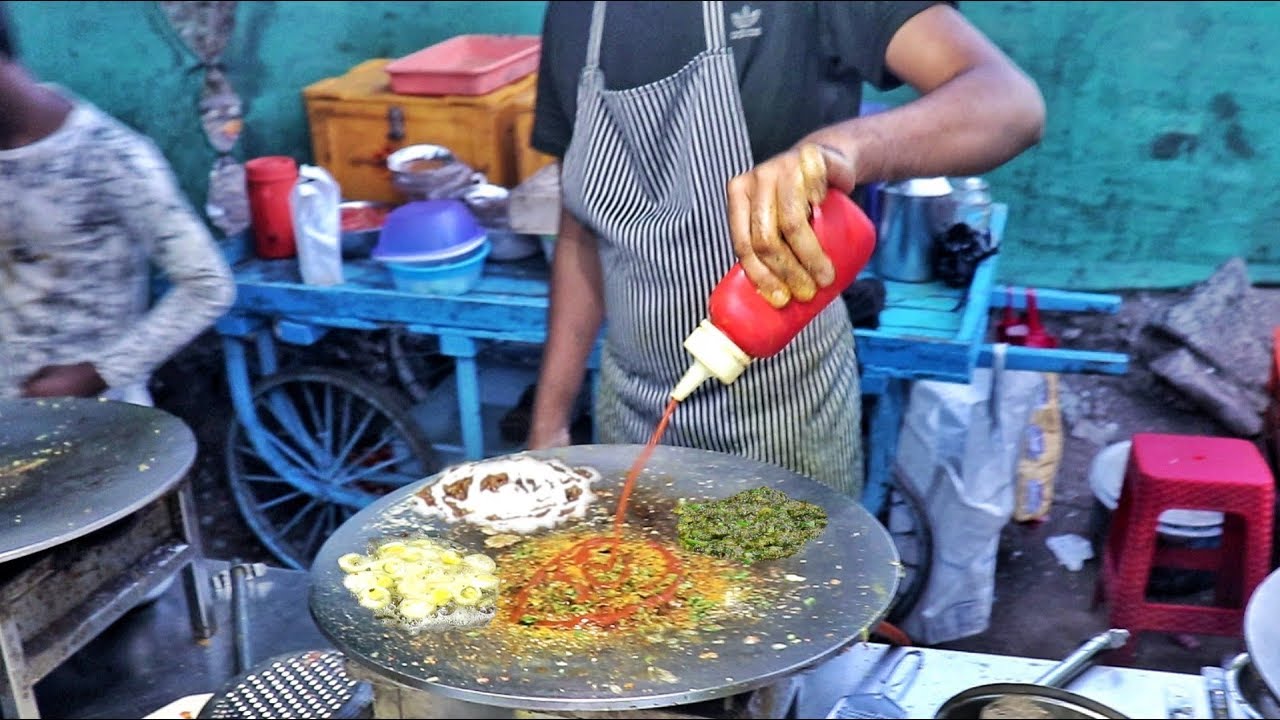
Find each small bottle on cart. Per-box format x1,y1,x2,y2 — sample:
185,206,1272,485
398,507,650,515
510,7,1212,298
953,176,993,234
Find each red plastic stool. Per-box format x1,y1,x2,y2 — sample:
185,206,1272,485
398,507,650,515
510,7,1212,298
1096,433,1275,659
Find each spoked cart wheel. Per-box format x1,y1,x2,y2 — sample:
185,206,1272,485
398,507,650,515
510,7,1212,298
226,368,439,569
876,470,934,626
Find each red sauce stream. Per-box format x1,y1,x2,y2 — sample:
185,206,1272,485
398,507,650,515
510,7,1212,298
510,398,682,628
613,397,679,533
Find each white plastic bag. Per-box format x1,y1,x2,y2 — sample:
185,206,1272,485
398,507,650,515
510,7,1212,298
894,345,1043,644
290,164,343,286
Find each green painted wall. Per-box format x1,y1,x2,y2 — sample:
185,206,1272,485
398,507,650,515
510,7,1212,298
8,1,1279,291
7,0,547,225
874,1,1280,290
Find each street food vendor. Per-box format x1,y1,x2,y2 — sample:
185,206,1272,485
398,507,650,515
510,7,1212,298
526,1,1045,496
0,3,235,406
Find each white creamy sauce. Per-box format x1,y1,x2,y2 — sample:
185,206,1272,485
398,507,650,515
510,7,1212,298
412,455,600,534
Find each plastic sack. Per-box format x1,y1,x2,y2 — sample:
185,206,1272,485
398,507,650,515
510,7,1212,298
1014,372,1064,522
290,164,343,286
894,345,1043,644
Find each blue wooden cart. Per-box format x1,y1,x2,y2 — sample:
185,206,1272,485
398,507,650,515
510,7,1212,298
215,203,1128,622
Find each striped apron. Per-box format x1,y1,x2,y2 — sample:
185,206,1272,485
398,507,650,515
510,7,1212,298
561,0,863,496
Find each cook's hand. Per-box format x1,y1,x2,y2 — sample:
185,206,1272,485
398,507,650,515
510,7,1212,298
21,362,108,399
527,425,571,451
726,143,857,308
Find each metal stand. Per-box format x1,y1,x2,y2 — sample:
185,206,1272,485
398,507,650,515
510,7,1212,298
0,479,214,718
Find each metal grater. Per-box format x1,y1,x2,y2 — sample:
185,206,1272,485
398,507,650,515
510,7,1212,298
826,649,923,720
199,649,372,719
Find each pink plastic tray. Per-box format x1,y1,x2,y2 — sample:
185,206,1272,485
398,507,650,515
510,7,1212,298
386,35,541,96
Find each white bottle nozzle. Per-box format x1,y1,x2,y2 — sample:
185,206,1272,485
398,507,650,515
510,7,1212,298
671,361,713,402
669,320,751,401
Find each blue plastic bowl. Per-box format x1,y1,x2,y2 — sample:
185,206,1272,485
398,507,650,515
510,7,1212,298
372,199,485,264
384,240,490,295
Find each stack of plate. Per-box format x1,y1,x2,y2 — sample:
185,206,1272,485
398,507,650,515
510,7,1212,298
462,183,539,262
1088,440,1225,542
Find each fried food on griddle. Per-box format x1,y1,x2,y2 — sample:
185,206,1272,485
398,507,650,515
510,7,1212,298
413,455,600,534
675,486,827,563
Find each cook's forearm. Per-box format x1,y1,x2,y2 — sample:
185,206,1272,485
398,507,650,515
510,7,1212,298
530,207,605,436
806,63,1046,187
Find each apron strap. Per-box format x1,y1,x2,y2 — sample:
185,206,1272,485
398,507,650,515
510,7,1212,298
702,1,726,50
587,1,728,69
586,1,607,69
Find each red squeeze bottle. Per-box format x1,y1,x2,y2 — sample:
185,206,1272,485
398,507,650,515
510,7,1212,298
245,156,300,259
671,189,877,401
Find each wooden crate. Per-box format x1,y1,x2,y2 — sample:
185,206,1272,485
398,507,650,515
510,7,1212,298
513,105,557,183
303,59,537,203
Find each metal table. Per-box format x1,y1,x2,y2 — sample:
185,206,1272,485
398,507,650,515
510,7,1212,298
310,445,900,717
794,642,1211,719
0,398,215,718
35,561,332,720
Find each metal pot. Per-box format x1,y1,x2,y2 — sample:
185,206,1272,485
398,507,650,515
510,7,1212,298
387,144,484,201
873,177,957,283
1226,653,1280,719
933,630,1130,719
338,200,390,259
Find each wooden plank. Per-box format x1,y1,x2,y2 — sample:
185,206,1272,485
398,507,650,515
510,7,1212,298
214,314,264,338
231,283,548,336
232,256,553,300
274,320,328,346
856,335,974,383
977,344,1129,376
991,285,1123,314
876,309,967,335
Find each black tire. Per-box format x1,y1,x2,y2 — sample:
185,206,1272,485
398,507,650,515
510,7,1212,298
387,328,453,403
878,470,934,625
225,367,439,569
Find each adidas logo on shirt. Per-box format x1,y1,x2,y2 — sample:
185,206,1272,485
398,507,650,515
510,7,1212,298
730,4,763,40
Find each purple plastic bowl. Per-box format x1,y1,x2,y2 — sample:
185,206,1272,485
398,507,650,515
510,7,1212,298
372,199,486,264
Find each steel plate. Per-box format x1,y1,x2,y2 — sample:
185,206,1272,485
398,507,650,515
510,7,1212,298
1245,568,1280,698
0,397,197,563
932,683,1128,719
310,444,900,712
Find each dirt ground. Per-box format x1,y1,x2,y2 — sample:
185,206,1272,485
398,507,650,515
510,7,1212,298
152,284,1279,679
937,286,1274,675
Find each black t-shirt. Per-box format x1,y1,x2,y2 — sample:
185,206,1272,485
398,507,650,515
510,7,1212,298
533,1,948,163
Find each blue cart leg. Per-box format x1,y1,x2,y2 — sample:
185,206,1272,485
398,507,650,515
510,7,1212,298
862,377,908,516
255,326,280,376
438,334,484,460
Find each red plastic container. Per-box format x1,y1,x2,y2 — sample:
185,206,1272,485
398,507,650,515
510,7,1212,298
708,190,877,358
386,35,541,96
246,156,299,259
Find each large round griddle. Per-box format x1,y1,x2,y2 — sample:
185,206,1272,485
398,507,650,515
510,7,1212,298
1246,567,1280,698
310,444,900,712
0,397,197,563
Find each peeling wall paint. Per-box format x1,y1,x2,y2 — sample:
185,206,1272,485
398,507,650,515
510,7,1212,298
8,0,546,234
8,1,1279,290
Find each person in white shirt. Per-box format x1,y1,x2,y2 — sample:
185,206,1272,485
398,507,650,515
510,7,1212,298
0,3,235,406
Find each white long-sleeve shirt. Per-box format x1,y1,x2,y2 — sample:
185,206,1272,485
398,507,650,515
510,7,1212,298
0,94,236,398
